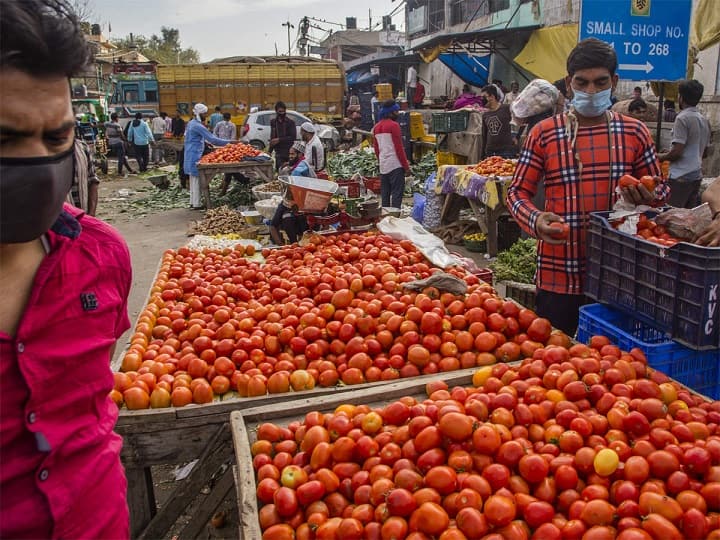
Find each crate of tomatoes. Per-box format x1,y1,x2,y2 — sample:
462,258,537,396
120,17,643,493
198,142,262,165
231,339,720,540
585,209,720,350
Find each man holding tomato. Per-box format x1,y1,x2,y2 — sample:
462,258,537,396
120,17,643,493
0,1,131,538
507,38,669,334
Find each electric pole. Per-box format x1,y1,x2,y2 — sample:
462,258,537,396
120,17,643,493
281,21,294,56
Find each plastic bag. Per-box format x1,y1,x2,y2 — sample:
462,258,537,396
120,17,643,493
510,79,560,119
411,193,426,223
377,216,463,269
404,273,468,295
654,203,712,241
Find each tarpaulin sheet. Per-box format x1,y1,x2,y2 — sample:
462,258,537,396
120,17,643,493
513,24,578,83
691,0,720,51
438,52,491,88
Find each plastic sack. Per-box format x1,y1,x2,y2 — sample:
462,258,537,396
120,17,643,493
411,193,426,223
377,216,463,269
655,203,712,241
423,173,442,229
511,79,559,119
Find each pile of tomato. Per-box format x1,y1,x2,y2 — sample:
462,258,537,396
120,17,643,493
252,343,720,540
468,157,516,177
613,214,681,248
199,142,261,164
115,232,555,410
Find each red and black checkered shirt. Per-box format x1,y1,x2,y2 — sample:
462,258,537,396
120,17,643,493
507,112,668,295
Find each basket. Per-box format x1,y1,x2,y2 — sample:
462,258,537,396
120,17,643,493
577,304,720,399
341,197,362,217
463,239,487,252
503,281,537,310
437,151,467,167
474,268,493,284
251,183,282,200
254,196,282,220
431,110,469,133
585,210,720,350
498,216,522,252
336,180,361,198
363,177,381,194
241,210,263,225
279,176,339,213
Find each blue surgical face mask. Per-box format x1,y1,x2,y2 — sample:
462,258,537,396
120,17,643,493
571,87,613,117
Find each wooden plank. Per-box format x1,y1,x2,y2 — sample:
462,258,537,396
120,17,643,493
180,465,236,540
233,466,244,540
126,467,156,539
231,411,261,540
138,424,230,540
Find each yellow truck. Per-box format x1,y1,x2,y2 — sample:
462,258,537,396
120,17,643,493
157,57,346,126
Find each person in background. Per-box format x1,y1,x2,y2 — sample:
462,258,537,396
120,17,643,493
183,103,232,209
632,86,642,99
452,84,484,110
503,81,520,105
208,105,223,131
214,112,236,141
214,112,241,196
627,98,649,120
0,2,132,538
127,112,153,172
163,111,172,133
269,101,297,171
553,78,572,113
370,90,379,122
105,112,136,177
151,112,166,165
658,80,711,209
506,38,668,335
407,64,418,109
171,111,188,188
270,141,314,246
301,122,325,175
67,138,99,216
663,100,677,122
697,177,720,246
372,100,410,209
480,85,517,159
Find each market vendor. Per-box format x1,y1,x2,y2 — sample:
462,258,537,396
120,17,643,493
301,122,325,175
183,103,232,209
269,200,309,246
279,141,315,178
506,38,669,335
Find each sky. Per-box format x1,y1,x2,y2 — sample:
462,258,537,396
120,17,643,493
92,0,405,61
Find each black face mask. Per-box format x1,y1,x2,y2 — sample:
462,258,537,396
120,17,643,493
0,145,75,243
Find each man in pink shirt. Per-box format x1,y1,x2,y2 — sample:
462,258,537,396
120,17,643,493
372,100,410,208
0,1,132,538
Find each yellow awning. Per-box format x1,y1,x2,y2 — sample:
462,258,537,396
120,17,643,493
691,0,720,51
513,24,578,83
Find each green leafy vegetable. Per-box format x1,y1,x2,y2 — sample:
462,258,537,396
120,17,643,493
490,238,537,284
327,150,379,179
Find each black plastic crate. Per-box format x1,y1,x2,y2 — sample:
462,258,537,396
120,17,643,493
431,110,469,133
585,210,720,350
498,215,521,252
577,304,719,400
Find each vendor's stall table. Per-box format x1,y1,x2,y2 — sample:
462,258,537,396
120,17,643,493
436,164,514,257
197,161,274,208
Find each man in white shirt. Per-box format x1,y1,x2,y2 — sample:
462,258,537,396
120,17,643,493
213,112,237,141
300,122,325,174
163,111,172,133
503,81,520,105
151,113,166,164
658,79,711,208
407,65,418,109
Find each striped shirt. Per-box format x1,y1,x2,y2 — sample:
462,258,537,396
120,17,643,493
506,112,668,295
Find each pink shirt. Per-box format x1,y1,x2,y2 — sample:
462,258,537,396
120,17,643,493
0,205,132,539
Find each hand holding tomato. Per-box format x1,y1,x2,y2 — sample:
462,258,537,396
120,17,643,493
620,182,655,206
535,212,567,245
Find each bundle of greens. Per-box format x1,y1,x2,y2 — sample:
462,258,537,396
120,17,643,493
489,238,537,284
410,151,437,183
327,150,379,179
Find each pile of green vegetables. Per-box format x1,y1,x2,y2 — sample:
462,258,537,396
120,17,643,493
489,238,537,284
327,150,379,179
410,151,437,183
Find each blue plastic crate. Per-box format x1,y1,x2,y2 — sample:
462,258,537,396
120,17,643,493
577,304,720,400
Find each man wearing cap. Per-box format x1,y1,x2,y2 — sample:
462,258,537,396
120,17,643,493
280,141,315,178
372,100,410,208
301,122,325,175
184,103,233,209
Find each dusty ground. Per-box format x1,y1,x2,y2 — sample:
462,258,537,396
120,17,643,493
98,162,490,539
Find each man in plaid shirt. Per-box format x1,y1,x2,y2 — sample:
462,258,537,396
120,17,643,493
507,39,669,334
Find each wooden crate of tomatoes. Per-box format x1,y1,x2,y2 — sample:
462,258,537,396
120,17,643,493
230,341,720,540
112,231,569,537
198,142,261,165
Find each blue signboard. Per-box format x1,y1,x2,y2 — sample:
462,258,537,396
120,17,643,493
579,0,692,82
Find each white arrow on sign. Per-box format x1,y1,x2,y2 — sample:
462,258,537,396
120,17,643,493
619,61,655,73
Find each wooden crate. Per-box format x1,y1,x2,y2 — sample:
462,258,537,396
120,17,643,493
229,368,488,539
